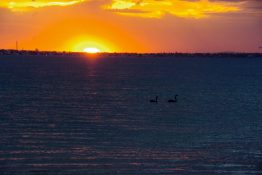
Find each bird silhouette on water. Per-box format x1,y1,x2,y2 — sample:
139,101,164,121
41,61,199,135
150,96,158,103
168,95,178,103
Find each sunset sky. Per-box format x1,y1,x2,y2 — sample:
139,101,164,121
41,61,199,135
0,0,261,53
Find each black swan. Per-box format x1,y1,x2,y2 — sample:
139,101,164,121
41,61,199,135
168,95,178,103
150,96,158,103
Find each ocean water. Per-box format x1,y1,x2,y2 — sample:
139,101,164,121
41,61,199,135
0,54,262,175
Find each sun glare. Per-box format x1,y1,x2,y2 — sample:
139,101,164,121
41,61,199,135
68,37,117,53
83,47,101,54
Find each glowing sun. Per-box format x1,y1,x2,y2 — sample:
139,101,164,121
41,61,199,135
83,47,101,53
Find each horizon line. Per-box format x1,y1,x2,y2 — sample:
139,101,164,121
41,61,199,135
1,49,262,55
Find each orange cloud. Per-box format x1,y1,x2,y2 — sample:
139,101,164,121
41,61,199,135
105,0,241,18
0,0,86,11
0,0,242,18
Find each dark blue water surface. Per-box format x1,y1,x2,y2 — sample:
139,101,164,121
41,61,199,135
0,55,262,175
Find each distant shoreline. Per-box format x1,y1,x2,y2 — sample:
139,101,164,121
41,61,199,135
0,49,261,57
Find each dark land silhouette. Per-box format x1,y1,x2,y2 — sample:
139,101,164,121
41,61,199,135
0,49,261,58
